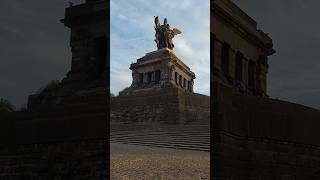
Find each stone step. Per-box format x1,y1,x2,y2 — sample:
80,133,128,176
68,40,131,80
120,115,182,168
111,135,209,139
110,125,210,151
111,128,210,132
110,138,209,145
111,130,209,135
111,136,209,143
110,128,210,132
111,130,209,133
111,136,209,141
110,140,209,152
112,134,208,139
110,126,209,132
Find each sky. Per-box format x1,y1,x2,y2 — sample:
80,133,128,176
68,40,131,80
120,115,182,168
234,0,320,109
110,0,210,96
0,0,83,108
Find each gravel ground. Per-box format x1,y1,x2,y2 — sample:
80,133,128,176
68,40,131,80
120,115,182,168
111,143,210,180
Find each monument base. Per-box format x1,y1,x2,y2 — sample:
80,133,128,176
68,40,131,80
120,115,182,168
111,87,209,126
120,48,195,96
27,84,107,113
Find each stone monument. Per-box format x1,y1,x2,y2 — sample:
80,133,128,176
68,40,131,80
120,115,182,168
212,0,274,97
212,0,320,179
111,17,209,125
119,17,195,96
60,0,108,90
27,0,108,111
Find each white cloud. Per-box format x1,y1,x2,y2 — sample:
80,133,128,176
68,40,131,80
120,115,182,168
118,13,127,20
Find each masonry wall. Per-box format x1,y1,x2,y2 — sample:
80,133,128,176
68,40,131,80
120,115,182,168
178,90,210,125
110,88,210,125
0,139,107,179
0,92,109,179
213,82,320,179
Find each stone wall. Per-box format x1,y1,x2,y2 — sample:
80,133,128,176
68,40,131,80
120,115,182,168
0,139,108,179
178,89,210,125
0,92,109,179
111,88,209,125
213,82,320,179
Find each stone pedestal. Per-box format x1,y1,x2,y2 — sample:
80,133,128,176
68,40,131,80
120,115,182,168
111,88,210,125
27,0,108,111
60,0,108,90
112,48,208,125
120,48,195,96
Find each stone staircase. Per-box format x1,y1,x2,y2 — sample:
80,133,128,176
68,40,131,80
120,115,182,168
110,124,210,152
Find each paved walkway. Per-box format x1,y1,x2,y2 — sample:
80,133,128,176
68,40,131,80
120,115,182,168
111,143,210,180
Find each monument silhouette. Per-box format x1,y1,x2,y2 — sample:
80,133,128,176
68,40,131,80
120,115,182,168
0,1,109,179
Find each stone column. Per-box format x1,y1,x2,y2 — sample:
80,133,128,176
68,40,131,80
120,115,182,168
243,58,248,88
191,80,194,92
131,70,139,88
257,55,269,96
170,65,175,81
